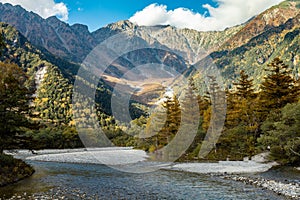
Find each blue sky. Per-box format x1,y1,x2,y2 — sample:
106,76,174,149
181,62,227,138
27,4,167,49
62,0,217,31
0,0,283,32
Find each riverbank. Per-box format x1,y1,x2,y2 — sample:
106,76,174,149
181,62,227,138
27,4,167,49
0,160,286,200
5,148,300,199
221,175,300,199
166,155,300,199
0,154,34,187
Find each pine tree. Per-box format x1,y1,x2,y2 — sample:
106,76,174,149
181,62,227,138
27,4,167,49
258,102,300,165
233,70,256,99
0,32,5,57
178,78,204,159
227,70,258,132
143,91,181,156
181,78,200,125
260,58,299,111
199,76,226,158
0,62,32,153
159,94,181,146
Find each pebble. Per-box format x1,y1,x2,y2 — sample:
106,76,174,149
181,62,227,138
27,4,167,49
2,187,101,200
222,174,300,199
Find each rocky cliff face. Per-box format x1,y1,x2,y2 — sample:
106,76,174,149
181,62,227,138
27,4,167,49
0,3,241,65
0,3,97,62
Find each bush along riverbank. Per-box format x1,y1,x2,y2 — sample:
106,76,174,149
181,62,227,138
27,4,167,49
221,174,300,199
0,154,35,187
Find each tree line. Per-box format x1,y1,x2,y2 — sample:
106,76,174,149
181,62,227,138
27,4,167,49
133,58,300,165
0,28,299,165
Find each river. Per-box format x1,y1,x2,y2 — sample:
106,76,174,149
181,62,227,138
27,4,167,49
0,160,290,200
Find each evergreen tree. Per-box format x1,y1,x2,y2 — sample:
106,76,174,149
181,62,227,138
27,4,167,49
158,93,181,147
0,32,5,57
260,58,299,111
178,78,205,160
217,70,258,160
143,90,181,153
233,70,256,100
258,102,300,165
0,62,32,153
227,70,258,133
143,104,166,152
199,76,226,158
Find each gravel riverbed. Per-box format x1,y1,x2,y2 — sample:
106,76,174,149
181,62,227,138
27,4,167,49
221,175,300,199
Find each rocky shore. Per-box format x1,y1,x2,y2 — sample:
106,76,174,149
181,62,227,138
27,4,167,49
221,175,300,199
2,188,100,200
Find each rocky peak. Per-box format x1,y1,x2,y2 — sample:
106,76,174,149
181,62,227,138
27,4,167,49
106,20,137,31
71,24,90,34
46,16,62,25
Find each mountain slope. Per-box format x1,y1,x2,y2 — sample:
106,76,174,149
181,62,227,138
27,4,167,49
0,2,242,65
0,0,298,107
0,22,117,125
221,0,300,50
0,3,96,62
208,2,300,87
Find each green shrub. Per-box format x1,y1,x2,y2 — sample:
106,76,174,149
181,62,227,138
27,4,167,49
0,154,15,167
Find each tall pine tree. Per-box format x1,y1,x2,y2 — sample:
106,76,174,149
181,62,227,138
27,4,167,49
0,32,5,57
227,70,258,133
0,62,32,153
260,58,299,111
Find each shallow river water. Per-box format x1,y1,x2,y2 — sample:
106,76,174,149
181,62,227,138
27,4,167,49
0,161,290,200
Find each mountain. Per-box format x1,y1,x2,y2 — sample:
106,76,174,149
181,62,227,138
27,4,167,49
0,0,299,157
221,0,300,50
0,3,98,62
0,22,117,125
207,0,300,87
0,3,241,65
0,2,243,105
0,0,299,113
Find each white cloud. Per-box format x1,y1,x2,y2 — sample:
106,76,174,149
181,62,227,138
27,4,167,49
129,0,284,31
0,0,69,21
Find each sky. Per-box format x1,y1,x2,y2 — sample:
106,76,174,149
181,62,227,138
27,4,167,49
0,0,284,32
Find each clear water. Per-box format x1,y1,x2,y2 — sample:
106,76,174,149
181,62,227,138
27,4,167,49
0,161,285,199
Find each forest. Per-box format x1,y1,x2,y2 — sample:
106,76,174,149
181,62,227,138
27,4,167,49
133,58,300,165
0,28,299,168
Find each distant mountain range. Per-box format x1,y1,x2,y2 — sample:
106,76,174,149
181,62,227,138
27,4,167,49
0,0,299,119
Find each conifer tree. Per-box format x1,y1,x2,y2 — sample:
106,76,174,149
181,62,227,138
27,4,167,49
159,94,181,146
0,32,5,57
233,70,256,100
259,102,300,165
0,62,32,153
260,58,299,111
199,76,226,158
227,70,258,131
178,78,203,159
143,91,181,152
220,70,258,158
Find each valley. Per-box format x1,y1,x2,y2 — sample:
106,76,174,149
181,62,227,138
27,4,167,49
0,0,299,198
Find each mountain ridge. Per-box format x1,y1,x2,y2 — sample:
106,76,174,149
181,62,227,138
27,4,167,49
0,0,298,108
